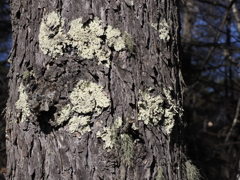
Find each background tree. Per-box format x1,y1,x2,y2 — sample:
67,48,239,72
5,0,189,179
0,0,11,179
180,0,240,179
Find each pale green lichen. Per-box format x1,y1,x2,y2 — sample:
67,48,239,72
138,88,164,126
155,167,165,180
39,11,67,58
97,117,122,151
15,83,31,121
106,26,125,51
132,122,138,130
57,104,71,125
125,0,134,6
70,80,110,114
152,19,170,42
39,11,130,67
22,70,35,80
185,160,201,180
57,80,110,135
68,115,91,134
121,133,134,166
123,32,135,54
114,117,123,128
68,17,111,65
164,108,175,134
152,23,158,31
98,127,116,150
138,88,182,135
163,88,183,135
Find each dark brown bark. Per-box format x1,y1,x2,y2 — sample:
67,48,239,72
6,0,187,179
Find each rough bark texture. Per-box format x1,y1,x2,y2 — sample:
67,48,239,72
6,0,187,179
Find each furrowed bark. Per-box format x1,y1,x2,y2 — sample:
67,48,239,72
6,0,188,179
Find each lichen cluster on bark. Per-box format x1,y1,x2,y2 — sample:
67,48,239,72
6,0,187,179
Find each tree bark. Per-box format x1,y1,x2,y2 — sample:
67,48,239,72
6,0,188,179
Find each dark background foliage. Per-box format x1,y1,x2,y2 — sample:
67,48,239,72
181,0,240,179
0,0,240,179
0,0,10,179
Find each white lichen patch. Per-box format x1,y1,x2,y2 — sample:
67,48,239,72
98,127,116,150
97,117,122,151
68,115,91,134
132,123,138,130
124,0,134,6
39,11,67,58
57,80,110,135
106,26,125,51
155,167,165,180
152,19,170,42
152,23,158,31
185,160,201,180
138,88,164,125
15,83,31,121
68,17,111,64
138,88,182,135
57,104,71,125
70,80,110,114
164,108,175,134
39,11,129,67
163,88,182,135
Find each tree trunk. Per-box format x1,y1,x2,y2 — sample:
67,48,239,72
6,0,189,179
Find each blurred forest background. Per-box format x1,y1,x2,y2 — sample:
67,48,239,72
0,0,11,179
0,0,240,179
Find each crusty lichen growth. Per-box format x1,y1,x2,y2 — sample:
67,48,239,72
57,80,110,135
70,80,110,114
39,11,131,67
185,160,201,180
125,0,134,6
132,122,138,130
123,32,135,54
121,133,134,166
155,167,165,180
68,116,91,134
106,26,125,51
162,88,179,135
57,104,71,125
138,88,164,126
68,19,127,66
68,17,112,65
152,19,170,42
22,70,35,80
138,88,182,135
39,11,67,58
15,83,31,121
96,117,122,151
